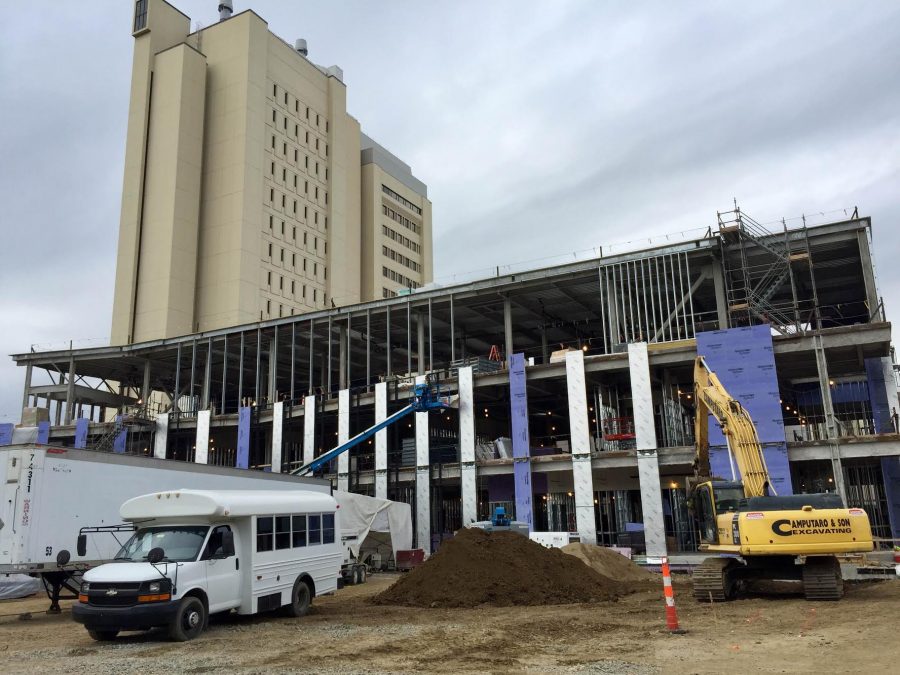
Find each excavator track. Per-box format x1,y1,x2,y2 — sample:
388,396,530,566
692,557,739,602
802,556,844,600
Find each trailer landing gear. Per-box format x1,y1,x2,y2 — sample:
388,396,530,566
41,571,81,614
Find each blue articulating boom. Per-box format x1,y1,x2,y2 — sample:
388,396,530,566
291,379,449,477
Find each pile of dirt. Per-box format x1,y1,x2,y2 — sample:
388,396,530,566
561,543,656,583
372,528,621,608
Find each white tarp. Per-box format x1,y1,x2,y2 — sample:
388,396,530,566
333,491,412,559
0,574,42,599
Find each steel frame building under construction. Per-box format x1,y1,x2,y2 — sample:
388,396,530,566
9,210,900,555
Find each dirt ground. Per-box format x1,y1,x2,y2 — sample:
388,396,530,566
1,574,898,674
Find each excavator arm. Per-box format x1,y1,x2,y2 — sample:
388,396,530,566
693,356,773,498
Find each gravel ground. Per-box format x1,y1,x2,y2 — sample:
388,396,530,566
1,573,898,673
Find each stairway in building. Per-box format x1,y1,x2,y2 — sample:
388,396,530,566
718,206,809,333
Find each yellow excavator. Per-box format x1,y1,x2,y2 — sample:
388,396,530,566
690,356,874,601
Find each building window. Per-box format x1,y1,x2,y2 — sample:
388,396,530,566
303,232,307,245
291,280,295,294
133,0,148,32
267,271,271,286
302,285,306,298
268,243,272,258
280,248,284,262
281,221,285,236
279,276,283,290
292,253,296,267
267,299,271,314
273,84,277,98
272,110,276,123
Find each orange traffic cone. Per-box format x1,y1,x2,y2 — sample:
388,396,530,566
661,556,687,634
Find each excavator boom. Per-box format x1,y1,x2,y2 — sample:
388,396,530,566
693,356,773,498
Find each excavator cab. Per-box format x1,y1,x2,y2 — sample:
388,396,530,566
691,480,744,545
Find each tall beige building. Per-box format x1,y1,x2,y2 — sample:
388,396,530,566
111,0,432,345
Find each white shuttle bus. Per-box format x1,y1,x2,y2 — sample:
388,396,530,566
72,489,343,641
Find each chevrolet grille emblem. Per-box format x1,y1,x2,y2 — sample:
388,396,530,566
105,589,118,596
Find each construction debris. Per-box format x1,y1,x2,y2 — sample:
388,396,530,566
372,528,621,608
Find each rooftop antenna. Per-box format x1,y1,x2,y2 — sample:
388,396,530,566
218,0,233,22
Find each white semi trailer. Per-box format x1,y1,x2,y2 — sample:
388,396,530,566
0,444,329,610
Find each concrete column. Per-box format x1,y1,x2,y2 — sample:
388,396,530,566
271,401,284,473
503,296,513,363
566,351,597,544
628,342,667,559
201,342,211,410
195,410,210,464
154,413,169,459
814,336,839,439
459,367,477,526
415,375,431,551
21,362,33,415
374,382,388,500
267,337,277,404
856,229,881,320
141,359,151,406
64,355,76,425
337,389,350,491
710,262,729,330
417,312,426,375
303,395,316,466
338,324,348,390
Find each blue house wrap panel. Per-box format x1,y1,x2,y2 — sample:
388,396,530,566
237,406,251,468
696,325,793,495
508,353,534,530
864,357,892,433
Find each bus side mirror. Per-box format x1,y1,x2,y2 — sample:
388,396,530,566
222,531,235,557
147,547,165,564
57,550,71,566
77,534,87,557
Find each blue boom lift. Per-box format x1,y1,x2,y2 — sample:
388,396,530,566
292,378,450,477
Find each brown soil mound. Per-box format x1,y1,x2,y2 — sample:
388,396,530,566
373,528,621,608
561,543,656,582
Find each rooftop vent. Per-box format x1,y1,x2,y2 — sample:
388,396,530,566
218,0,233,21
295,38,308,56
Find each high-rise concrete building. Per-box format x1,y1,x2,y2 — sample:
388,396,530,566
111,0,432,345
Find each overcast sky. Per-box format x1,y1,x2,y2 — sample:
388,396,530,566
1,1,899,423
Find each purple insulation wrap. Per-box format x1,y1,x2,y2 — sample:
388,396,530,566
696,326,793,495
74,418,89,449
509,353,534,530
237,406,251,468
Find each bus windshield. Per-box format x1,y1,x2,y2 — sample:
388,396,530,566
115,526,210,562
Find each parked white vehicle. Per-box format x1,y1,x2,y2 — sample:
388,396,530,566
72,489,343,641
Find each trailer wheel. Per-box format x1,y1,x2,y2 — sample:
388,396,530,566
284,578,311,618
357,565,367,584
168,596,206,642
87,629,119,641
